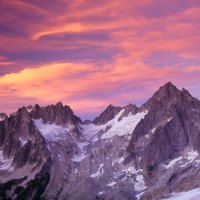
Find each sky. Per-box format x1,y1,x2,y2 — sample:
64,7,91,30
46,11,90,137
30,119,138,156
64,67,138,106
0,0,200,119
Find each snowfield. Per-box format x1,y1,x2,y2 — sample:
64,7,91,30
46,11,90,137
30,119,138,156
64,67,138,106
0,151,13,171
81,109,148,140
101,110,148,139
33,119,70,142
71,142,89,162
0,116,5,121
163,150,199,169
162,188,200,200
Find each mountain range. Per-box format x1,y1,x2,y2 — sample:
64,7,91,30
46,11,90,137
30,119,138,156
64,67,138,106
1,82,200,200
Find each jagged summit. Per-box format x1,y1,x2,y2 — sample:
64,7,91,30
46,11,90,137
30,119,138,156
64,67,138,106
93,103,139,125
152,82,195,100
93,104,122,125
151,81,180,100
161,81,178,89
0,113,7,121
28,102,82,126
1,83,200,200
140,82,197,112
55,101,63,107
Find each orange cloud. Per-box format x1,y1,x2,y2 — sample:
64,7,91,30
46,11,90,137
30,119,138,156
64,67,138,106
0,0,200,118
0,59,199,117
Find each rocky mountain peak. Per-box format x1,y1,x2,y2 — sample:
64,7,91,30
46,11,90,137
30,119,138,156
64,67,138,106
1,83,200,200
55,101,64,110
118,103,139,121
153,81,180,100
141,82,194,111
0,113,7,121
124,103,138,113
127,83,200,198
26,105,33,112
93,104,122,125
30,102,81,126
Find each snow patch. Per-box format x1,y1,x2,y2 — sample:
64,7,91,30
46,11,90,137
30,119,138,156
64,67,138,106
122,166,137,175
101,110,148,139
26,107,33,113
0,151,13,171
134,169,146,192
162,188,200,200
185,150,198,161
0,117,5,121
145,134,149,139
181,150,198,167
80,123,102,142
164,150,199,169
112,157,124,166
73,168,78,174
98,191,104,195
71,142,89,162
151,128,156,133
164,157,183,169
90,164,104,178
19,137,27,147
107,181,116,187
33,119,69,142
167,117,173,122
71,153,87,162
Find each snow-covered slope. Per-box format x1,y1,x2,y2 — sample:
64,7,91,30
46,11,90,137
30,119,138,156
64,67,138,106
60,108,149,200
1,82,200,200
162,188,200,200
0,151,13,172
33,119,73,142
80,109,148,141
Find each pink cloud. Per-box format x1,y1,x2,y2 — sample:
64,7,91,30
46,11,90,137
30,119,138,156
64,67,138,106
0,0,200,118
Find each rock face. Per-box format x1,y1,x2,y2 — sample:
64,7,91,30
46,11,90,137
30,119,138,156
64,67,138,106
30,102,82,126
0,107,51,200
1,82,200,200
93,104,122,125
127,82,200,199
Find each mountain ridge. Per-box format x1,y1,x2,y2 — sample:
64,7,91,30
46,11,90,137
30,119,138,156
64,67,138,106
1,82,200,200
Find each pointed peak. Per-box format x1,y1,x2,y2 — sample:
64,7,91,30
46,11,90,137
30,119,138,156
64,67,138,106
141,82,182,110
164,81,175,87
34,104,40,108
20,106,30,113
13,106,31,119
154,82,180,99
55,101,63,107
93,104,122,125
125,103,138,109
106,104,117,110
0,113,7,121
160,82,179,91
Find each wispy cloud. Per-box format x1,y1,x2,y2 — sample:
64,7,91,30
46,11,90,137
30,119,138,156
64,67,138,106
0,60,199,118
0,0,200,118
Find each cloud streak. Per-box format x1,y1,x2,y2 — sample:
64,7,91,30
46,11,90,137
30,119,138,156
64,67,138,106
0,61,200,118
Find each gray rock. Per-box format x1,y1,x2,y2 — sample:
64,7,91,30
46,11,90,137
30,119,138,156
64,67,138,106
1,82,200,200
93,104,122,125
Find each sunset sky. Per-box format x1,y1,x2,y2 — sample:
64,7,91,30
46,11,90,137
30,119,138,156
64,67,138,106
0,0,200,119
